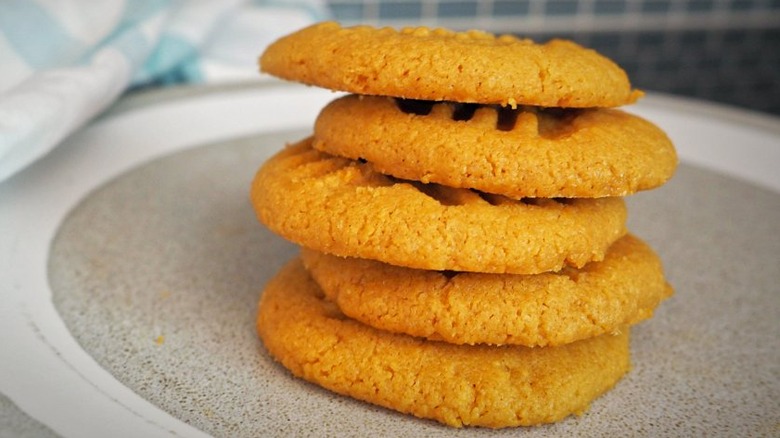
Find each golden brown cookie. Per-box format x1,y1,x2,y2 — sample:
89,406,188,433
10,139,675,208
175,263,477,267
301,234,672,347
260,21,642,108
257,258,631,428
313,95,678,198
250,138,627,274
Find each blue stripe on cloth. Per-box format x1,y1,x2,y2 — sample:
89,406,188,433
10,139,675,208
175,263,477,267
0,0,86,69
137,34,204,85
118,0,172,26
88,0,173,66
101,24,153,69
77,0,178,85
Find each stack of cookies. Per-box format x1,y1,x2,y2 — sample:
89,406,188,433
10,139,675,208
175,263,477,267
250,22,677,428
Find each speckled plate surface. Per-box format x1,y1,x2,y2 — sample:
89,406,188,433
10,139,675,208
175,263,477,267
1,83,778,438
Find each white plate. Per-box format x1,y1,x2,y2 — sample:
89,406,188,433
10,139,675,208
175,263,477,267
1,83,778,437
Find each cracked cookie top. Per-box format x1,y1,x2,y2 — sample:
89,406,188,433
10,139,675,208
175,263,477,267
314,95,677,198
259,21,642,108
250,137,627,274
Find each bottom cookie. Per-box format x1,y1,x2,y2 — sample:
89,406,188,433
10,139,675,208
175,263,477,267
257,259,631,428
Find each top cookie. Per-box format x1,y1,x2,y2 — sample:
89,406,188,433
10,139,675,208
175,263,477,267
260,21,642,108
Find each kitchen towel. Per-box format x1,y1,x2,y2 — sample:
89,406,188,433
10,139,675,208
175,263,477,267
0,0,325,183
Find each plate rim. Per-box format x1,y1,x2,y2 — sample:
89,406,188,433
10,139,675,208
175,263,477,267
0,82,777,437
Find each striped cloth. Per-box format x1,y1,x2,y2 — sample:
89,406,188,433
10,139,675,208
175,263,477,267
0,0,325,183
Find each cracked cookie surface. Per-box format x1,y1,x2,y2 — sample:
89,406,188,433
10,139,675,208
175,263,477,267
259,21,642,108
314,95,677,198
250,138,628,274
301,234,672,347
257,258,631,428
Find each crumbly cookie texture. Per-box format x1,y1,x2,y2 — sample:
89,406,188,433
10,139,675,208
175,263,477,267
314,95,678,198
301,234,673,347
250,138,628,274
260,21,642,108
257,259,631,428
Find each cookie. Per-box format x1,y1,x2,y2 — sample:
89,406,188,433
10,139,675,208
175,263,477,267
250,138,627,274
301,234,672,347
313,95,678,198
259,21,642,108
257,258,631,428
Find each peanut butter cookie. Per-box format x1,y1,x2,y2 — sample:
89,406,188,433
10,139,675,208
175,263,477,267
260,21,642,107
301,234,672,347
250,138,627,274
313,95,677,198
257,258,631,428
